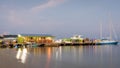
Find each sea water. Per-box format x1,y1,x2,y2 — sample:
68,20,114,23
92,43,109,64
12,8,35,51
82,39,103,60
0,45,120,68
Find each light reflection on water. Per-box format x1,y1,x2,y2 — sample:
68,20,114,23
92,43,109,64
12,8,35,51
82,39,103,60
16,48,28,64
0,45,120,68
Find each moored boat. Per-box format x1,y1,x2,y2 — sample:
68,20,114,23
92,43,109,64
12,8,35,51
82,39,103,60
96,39,118,45
96,15,118,45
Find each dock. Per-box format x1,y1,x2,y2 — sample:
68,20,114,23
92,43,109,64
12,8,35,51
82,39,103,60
59,42,96,46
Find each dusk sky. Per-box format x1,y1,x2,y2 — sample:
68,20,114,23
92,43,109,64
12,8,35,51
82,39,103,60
0,0,120,39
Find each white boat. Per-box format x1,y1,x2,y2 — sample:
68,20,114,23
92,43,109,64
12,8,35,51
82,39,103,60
96,16,118,45
96,39,118,45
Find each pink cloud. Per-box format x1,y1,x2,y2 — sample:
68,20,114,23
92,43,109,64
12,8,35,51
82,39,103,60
3,0,66,25
2,0,66,25
31,0,65,13
7,11,17,23
0,0,66,33
7,10,26,25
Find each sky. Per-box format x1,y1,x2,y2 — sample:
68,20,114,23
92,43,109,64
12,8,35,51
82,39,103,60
0,0,120,39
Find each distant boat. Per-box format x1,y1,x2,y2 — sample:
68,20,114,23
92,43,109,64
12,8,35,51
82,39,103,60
96,39,118,45
96,16,118,45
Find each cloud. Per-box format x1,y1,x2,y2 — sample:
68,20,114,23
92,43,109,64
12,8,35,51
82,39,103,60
4,0,66,25
0,0,67,33
31,0,65,13
0,6,21,25
7,10,25,25
5,9,63,32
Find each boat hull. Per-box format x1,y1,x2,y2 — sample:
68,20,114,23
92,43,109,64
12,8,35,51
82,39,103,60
96,41,118,45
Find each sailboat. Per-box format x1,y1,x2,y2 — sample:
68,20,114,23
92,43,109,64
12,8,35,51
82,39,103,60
96,18,118,45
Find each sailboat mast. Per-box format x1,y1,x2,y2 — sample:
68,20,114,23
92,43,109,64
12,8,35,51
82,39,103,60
109,14,112,40
109,21,112,40
108,13,118,41
100,23,102,39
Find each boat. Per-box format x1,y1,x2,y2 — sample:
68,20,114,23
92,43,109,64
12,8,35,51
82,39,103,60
96,39,118,45
96,16,118,45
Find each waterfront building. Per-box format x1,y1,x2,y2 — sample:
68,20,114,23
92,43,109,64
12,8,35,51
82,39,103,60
61,35,84,43
2,35,18,45
17,34,55,44
71,35,84,43
0,36,3,44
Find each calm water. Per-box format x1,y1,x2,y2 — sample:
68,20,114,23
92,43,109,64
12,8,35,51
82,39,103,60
0,45,120,68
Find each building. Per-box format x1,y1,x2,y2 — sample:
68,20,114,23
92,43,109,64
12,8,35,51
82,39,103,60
17,34,55,44
2,34,18,45
62,35,84,43
0,36,3,44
